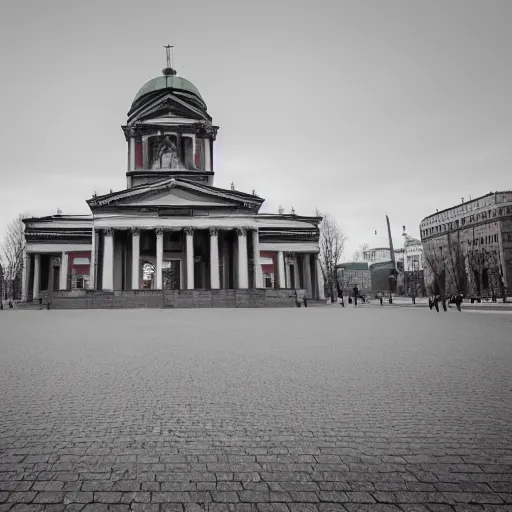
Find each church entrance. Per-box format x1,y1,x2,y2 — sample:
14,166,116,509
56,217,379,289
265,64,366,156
163,260,181,290
140,259,156,289
290,264,296,289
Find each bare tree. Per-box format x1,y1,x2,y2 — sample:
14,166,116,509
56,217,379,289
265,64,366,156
444,232,467,296
466,242,507,302
316,209,346,299
422,239,447,297
352,243,369,262
0,213,29,299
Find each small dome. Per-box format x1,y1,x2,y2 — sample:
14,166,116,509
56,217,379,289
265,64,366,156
132,75,207,110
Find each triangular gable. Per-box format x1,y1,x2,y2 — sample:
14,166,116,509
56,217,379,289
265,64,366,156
116,187,237,208
87,178,263,211
128,93,210,125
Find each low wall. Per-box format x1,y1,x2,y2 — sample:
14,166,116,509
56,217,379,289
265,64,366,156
39,289,301,309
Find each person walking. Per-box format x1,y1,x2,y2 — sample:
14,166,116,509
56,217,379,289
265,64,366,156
455,293,463,312
433,295,440,313
352,285,359,307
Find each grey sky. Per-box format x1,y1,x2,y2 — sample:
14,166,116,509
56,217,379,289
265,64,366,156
1,0,511,259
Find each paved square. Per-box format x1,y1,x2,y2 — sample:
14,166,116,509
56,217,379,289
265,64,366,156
1,307,512,512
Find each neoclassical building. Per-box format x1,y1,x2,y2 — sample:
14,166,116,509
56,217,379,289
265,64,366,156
420,191,512,298
21,58,325,306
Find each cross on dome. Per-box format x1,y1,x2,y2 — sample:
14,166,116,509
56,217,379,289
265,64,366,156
162,44,177,76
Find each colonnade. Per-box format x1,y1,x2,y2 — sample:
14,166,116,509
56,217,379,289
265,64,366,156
95,226,264,291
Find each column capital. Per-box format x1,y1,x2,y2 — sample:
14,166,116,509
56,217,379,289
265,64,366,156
155,227,165,237
184,227,195,236
209,227,219,236
236,227,248,237
130,227,141,236
104,228,114,237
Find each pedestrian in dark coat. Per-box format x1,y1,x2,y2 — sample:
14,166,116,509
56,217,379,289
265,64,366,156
434,295,440,313
455,293,463,312
353,286,359,307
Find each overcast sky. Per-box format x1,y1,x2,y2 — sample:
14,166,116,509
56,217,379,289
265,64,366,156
1,0,511,259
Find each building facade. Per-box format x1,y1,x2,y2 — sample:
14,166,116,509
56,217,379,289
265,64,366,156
363,247,404,265
401,228,424,272
336,262,371,296
21,60,325,305
420,191,512,298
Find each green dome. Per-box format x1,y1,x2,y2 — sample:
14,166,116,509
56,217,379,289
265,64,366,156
132,75,206,109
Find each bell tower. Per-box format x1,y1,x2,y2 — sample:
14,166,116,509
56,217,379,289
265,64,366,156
122,48,219,189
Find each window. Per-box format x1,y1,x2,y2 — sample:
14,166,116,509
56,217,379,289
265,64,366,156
495,234,498,243
73,257,90,265
76,277,84,289
263,273,273,288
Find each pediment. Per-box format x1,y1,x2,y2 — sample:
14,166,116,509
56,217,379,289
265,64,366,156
88,178,263,212
117,187,236,208
129,93,209,124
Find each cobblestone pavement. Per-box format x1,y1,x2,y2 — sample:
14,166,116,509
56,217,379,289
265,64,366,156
1,307,512,512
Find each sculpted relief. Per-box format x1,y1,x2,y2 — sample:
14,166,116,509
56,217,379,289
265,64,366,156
150,135,184,170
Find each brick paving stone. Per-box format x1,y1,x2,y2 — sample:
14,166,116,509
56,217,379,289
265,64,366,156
33,495,66,505
1,309,512,511
238,493,269,504
256,505,290,512
63,506,85,512
160,506,184,512
211,493,240,503
63,494,93,505
129,505,159,512
7,495,36,504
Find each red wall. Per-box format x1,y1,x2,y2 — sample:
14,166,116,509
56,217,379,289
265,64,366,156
135,141,143,169
260,251,276,274
67,251,91,276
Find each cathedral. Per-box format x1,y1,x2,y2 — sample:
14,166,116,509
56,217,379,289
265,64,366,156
21,54,325,307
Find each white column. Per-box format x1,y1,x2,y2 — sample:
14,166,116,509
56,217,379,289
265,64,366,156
156,228,164,289
33,253,41,300
131,228,140,289
89,228,96,289
316,255,325,300
277,251,286,288
59,252,68,290
204,139,211,171
252,229,263,288
21,249,29,301
303,254,313,297
191,135,197,169
237,228,249,289
185,227,195,289
102,229,114,290
210,227,220,289
129,135,135,171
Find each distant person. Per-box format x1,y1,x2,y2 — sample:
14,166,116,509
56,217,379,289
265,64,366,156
434,295,440,313
0,300,3,311
379,292,383,306
428,297,433,310
38,297,43,310
353,285,359,307
8,299,13,309
455,293,463,312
